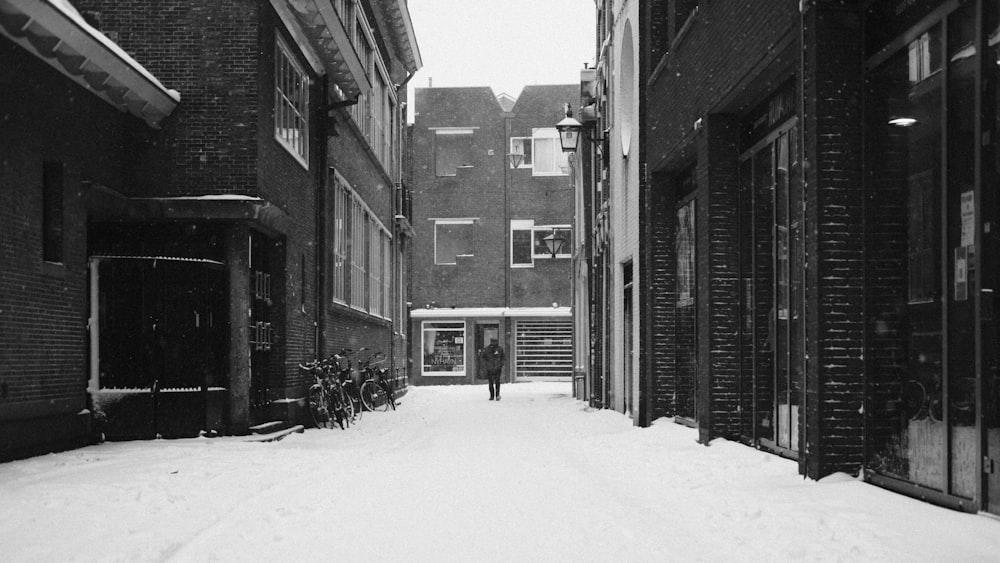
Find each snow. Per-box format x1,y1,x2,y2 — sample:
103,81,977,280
49,0,180,102
1,382,998,561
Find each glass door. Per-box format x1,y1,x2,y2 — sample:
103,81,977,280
739,119,803,455
676,198,697,422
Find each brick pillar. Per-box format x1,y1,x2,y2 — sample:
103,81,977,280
801,0,866,478
226,224,251,434
699,114,742,442
649,171,677,420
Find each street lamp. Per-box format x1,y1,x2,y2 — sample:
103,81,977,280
555,103,583,153
506,152,524,169
542,231,567,258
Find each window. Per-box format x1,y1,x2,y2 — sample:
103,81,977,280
511,227,534,267
511,220,571,266
350,198,366,310
435,220,474,265
369,216,381,316
434,129,474,176
382,233,392,320
42,160,63,263
274,35,309,167
908,29,941,84
531,128,570,176
422,321,466,376
509,137,533,168
331,177,349,303
532,227,572,259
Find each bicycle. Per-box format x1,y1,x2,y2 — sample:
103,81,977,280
333,349,363,423
358,349,396,412
299,357,352,429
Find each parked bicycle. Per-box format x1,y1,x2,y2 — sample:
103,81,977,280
358,349,396,412
299,357,352,429
333,349,363,423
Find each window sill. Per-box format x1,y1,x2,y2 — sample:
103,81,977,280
42,261,66,279
274,136,309,170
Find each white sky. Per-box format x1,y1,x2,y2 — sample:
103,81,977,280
2,382,999,560
406,0,596,120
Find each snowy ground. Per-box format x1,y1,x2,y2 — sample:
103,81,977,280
1,382,999,562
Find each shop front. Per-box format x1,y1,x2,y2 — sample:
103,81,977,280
411,307,573,385
863,0,1000,514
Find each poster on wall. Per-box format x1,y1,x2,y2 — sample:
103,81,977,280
422,321,466,375
676,200,696,307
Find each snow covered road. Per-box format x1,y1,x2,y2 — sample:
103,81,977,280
1,382,998,562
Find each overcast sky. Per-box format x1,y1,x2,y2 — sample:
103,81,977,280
406,0,596,120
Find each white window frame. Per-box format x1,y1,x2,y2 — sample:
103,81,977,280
510,219,535,268
422,320,467,376
531,128,570,177
532,225,573,259
434,219,475,265
274,34,310,169
509,137,533,168
331,175,349,304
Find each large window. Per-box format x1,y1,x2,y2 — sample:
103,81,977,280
422,321,466,376
346,5,397,175
435,220,475,265
434,129,475,176
333,172,391,317
530,128,570,176
274,34,309,167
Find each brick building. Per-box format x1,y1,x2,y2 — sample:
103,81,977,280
409,85,576,386
0,0,178,459
2,0,420,455
573,0,1000,514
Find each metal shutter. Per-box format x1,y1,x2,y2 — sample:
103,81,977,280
514,319,573,379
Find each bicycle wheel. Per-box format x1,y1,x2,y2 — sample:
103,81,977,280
383,382,397,411
331,386,350,429
362,380,390,412
342,386,356,424
346,383,362,422
308,384,335,429
359,380,377,411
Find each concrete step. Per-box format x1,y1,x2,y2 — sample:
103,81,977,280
248,420,287,435
245,425,305,443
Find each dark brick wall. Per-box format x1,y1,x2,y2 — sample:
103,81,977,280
801,0,866,479
0,37,137,458
411,86,575,311
644,0,868,478
701,114,742,441
648,173,677,420
75,0,261,197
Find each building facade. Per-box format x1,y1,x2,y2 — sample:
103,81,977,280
409,85,576,385
574,0,1000,515
0,0,179,459
1,0,419,457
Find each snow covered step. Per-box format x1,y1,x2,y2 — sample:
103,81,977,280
245,425,305,443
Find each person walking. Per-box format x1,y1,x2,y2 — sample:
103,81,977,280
479,338,505,401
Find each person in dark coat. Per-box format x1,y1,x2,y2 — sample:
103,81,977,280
479,338,505,401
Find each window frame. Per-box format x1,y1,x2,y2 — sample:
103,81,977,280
509,136,533,168
510,219,535,268
532,225,573,259
433,128,476,177
274,33,310,169
421,320,467,376
434,219,476,265
530,128,570,177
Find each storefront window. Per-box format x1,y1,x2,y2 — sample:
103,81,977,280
865,23,945,490
422,321,466,375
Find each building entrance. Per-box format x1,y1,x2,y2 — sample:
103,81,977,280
738,117,804,456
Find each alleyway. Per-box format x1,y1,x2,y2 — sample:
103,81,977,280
1,382,998,562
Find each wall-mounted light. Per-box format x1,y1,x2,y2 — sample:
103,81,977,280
542,231,568,258
507,152,524,169
555,103,583,153
888,116,919,127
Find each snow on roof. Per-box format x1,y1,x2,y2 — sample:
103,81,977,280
49,0,180,102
